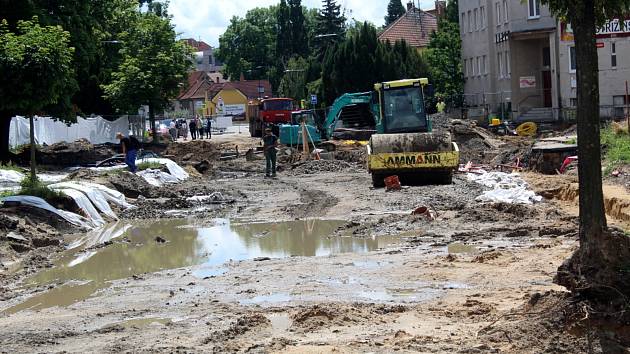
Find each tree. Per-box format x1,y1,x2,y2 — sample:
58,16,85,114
279,57,309,101
216,6,278,86
0,17,75,172
289,0,308,57
321,22,428,105
102,10,191,143
385,0,406,26
445,0,459,24
540,0,630,299
426,20,464,107
276,0,292,62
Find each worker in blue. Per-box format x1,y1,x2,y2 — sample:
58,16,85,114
116,132,141,173
262,127,278,177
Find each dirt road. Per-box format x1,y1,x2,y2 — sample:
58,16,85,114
0,129,619,353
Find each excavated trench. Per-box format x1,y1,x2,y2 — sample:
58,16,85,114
544,182,630,223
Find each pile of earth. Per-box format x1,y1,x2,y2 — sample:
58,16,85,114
287,159,360,175
164,141,220,164
333,149,366,167
17,139,116,167
490,137,534,168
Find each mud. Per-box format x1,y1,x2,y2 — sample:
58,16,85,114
2,124,629,352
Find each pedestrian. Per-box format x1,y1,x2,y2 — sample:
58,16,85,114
169,120,177,142
205,117,212,139
262,127,278,177
198,117,205,140
181,120,188,141
116,132,141,173
189,117,197,140
436,97,446,113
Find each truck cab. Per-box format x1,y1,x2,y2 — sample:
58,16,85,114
248,98,295,137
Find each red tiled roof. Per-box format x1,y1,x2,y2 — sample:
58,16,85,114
378,7,438,48
223,80,273,100
182,38,212,51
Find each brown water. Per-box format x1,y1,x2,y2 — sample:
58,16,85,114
2,219,402,315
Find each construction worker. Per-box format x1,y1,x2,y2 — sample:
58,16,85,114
436,97,446,113
116,132,141,173
263,127,278,177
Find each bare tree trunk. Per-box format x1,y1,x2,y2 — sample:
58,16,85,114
573,3,607,250
149,103,157,144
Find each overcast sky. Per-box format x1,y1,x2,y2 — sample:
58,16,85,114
168,0,437,47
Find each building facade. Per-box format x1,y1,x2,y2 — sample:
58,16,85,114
459,0,630,122
182,38,225,76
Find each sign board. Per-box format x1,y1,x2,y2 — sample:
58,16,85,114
596,42,605,48
310,94,318,105
519,76,537,89
223,104,246,116
217,96,225,113
562,19,630,41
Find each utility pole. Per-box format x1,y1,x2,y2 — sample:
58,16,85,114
626,81,629,132
29,115,36,181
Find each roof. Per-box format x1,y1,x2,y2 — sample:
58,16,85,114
182,38,212,51
221,80,273,100
378,6,438,48
178,79,273,101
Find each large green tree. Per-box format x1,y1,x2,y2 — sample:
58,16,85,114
321,22,428,105
102,10,191,142
216,6,278,86
426,19,463,107
289,0,308,57
540,0,630,299
385,0,406,26
276,0,292,62
0,17,75,169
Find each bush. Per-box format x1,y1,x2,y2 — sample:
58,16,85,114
19,175,64,201
0,162,23,172
601,124,630,175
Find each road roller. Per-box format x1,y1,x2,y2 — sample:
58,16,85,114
367,78,460,188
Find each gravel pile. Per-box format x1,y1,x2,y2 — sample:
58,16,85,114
289,160,359,175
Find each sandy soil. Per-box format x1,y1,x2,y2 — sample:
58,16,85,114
0,125,627,353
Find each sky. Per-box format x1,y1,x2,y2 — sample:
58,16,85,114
168,0,436,47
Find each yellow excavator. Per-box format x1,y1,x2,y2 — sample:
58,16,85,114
367,78,460,187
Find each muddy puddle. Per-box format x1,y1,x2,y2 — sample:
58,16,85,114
2,219,403,315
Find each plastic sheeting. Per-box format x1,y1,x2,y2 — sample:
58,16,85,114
78,182,134,209
467,171,543,205
140,158,189,181
58,188,106,227
67,222,132,251
0,170,25,185
9,115,129,147
0,196,92,229
137,169,180,187
50,182,117,220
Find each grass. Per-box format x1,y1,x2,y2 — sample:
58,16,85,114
0,162,24,172
136,161,164,171
19,175,65,201
601,124,630,175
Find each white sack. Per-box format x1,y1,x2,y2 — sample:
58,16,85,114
467,171,542,205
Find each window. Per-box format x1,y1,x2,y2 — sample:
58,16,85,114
505,51,511,78
503,0,509,23
481,55,488,75
498,52,504,78
468,10,472,32
461,13,466,33
463,59,467,77
528,0,540,18
480,7,486,29
471,57,476,76
569,46,576,72
477,57,481,77
613,96,628,118
612,42,617,68
474,8,478,30
496,2,501,25
543,47,551,67
570,98,578,107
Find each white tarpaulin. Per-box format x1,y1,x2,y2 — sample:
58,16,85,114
50,182,117,220
137,169,180,187
140,158,190,181
467,171,543,205
78,182,134,210
0,170,24,185
1,196,92,229
58,188,106,227
9,115,129,147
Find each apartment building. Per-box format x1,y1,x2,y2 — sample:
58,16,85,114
459,0,630,122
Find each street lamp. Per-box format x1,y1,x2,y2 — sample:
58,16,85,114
248,66,267,98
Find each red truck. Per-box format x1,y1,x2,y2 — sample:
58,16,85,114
247,98,295,137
